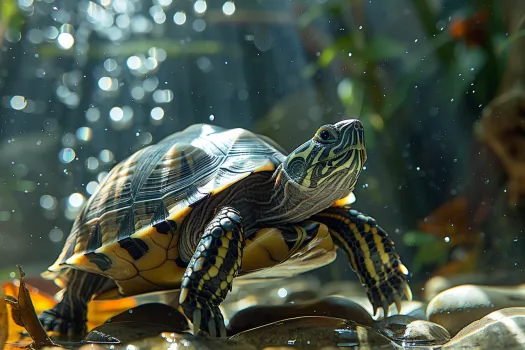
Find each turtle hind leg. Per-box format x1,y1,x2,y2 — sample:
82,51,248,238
179,206,244,338
39,269,108,337
313,205,412,317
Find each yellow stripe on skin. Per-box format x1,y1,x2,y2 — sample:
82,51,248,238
372,226,393,268
370,226,400,300
316,213,380,283
183,228,236,303
328,229,358,272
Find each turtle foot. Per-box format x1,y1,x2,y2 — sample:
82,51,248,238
181,295,227,338
39,308,87,337
369,267,413,318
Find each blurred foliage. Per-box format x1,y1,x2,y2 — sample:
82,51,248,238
38,40,234,59
300,0,509,278
0,0,24,35
403,230,450,274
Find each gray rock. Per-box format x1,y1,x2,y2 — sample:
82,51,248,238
230,316,393,349
442,307,525,349
374,315,450,347
125,332,255,350
423,273,519,302
227,295,373,335
85,321,183,344
426,284,525,335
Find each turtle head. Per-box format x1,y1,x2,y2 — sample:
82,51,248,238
276,119,366,211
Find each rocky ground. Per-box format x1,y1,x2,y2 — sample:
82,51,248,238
4,273,525,349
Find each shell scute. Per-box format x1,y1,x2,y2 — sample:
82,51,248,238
44,124,285,293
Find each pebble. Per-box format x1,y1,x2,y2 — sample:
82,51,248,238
230,316,393,349
124,332,254,350
227,296,373,335
441,307,525,349
85,321,179,344
84,303,191,344
374,315,450,346
426,284,525,335
423,273,519,301
104,302,189,331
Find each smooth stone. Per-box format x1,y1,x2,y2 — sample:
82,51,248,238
85,321,187,344
284,290,318,303
442,307,525,349
230,316,393,349
104,302,190,332
423,274,520,301
227,296,373,335
426,284,525,335
374,315,450,346
129,332,256,350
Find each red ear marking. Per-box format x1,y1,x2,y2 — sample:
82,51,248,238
274,171,282,189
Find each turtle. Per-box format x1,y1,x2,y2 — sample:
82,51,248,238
39,120,412,338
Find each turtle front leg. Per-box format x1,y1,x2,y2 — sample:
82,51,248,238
39,269,108,337
179,206,244,338
313,205,412,317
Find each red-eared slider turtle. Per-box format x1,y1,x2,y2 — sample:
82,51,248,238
39,120,411,338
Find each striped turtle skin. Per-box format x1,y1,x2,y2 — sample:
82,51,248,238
39,121,411,338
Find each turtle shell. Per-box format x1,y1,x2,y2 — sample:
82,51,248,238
44,124,286,295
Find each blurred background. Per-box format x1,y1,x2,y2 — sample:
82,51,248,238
0,0,524,301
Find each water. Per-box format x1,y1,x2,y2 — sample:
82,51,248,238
1,0,524,349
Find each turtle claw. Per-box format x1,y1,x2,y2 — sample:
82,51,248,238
39,309,86,337
403,282,413,301
192,308,202,334
182,295,227,338
394,296,403,315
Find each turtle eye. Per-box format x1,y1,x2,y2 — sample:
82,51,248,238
320,130,331,140
315,127,337,144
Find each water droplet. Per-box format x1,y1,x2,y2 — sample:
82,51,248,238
109,107,124,121
57,33,74,49
99,150,114,163
76,127,92,142
68,193,85,208
40,195,56,210
222,1,235,15
150,107,164,121
10,95,27,110
209,114,215,121
86,181,99,195
173,11,186,25
49,228,64,242
59,148,76,163
194,0,207,14
277,288,288,298
127,56,142,70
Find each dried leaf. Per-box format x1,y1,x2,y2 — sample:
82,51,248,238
4,265,55,348
3,279,56,345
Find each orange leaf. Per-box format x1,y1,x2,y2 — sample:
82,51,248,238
1,288,7,349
